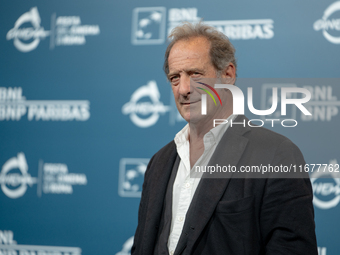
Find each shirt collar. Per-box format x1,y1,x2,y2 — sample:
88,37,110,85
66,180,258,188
174,123,189,147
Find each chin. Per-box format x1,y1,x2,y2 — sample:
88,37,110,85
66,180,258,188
181,113,190,123
179,107,204,123
191,119,207,126
187,114,205,125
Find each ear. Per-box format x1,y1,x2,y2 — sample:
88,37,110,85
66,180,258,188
221,63,236,84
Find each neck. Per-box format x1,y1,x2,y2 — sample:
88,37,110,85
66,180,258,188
187,106,232,168
188,107,232,143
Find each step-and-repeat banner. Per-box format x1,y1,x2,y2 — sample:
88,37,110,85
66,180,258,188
1,0,339,254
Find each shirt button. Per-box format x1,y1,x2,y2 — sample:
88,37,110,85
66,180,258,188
178,216,184,222
170,251,174,255
185,182,190,188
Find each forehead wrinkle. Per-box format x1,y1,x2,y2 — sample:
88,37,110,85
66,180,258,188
167,37,212,77
168,38,209,62
168,67,205,77
168,52,208,72
168,51,202,65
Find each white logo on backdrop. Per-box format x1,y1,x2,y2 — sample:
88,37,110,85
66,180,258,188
132,7,166,45
0,153,37,199
6,6,100,52
132,7,274,45
0,153,87,199
122,81,170,128
118,158,148,197
0,87,90,121
311,159,340,210
0,230,82,255
115,236,134,255
41,162,87,196
51,14,100,49
318,247,327,255
168,8,274,40
6,7,50,52
302,85,339,121
314,1,340,44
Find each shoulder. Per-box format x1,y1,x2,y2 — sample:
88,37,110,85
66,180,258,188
151,140,176,163
143,140,176,177
244,119,299,152
248,125,304,162
232,115,293,145
230,116,305,165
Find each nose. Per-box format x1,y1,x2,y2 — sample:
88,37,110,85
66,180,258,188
178,75,193,96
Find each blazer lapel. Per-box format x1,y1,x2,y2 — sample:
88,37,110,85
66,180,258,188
142,142,178,255
174,116,251,255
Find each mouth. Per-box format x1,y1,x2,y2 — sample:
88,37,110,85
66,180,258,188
181,100,200,105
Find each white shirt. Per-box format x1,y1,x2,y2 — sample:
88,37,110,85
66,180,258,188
168,115,237,255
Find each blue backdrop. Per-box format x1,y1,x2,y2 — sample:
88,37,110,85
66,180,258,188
1,0,339,254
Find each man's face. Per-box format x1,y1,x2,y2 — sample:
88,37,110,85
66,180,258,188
167,37,219,123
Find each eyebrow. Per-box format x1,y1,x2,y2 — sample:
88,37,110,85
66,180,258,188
167,68,205,80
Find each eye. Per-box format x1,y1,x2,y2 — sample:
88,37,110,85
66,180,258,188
170,75,179,85
191,72,201,77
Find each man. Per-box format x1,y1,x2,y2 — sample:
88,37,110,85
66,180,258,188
131,22,317,255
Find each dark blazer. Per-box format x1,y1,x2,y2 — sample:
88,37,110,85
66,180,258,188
132,115,317,255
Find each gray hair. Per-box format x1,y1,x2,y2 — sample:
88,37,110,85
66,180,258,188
163,22,237,77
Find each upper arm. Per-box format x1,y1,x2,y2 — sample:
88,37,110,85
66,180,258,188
260,140,317,254
131,154,156,254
